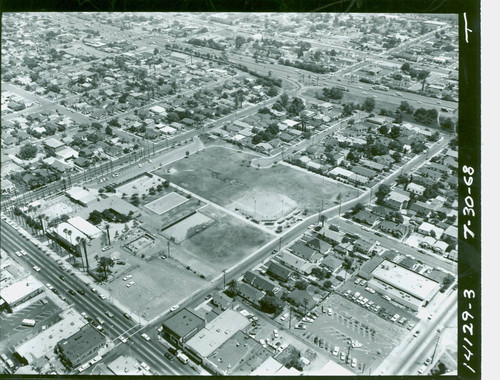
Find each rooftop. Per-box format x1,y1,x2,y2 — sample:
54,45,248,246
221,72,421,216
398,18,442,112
1,275,43,306
162,308,205,339
68,216,102,239
186,309,250,358
57,324,106,365
107,355,151,375
16,308,86,364
371,260,440,301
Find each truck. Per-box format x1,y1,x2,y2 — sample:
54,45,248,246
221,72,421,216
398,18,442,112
177,352,189,364
21,319,36,327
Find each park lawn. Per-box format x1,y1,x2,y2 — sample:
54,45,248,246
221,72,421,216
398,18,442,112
178,211,273,277
154,147,356,214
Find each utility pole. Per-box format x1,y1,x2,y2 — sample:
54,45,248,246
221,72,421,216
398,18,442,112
167,240,170,258
223,269,227,289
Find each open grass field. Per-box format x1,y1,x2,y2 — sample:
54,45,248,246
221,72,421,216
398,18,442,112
145,192,188,215
154,147,356,215
168,205,274,279
164,212,213,242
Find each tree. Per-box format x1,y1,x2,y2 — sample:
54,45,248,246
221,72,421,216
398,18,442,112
351,203,364,215
295,280,308,290
389,126,401,139
376,184,391,202
440,116,455,131
18,143,38,160
363,97,376,112
105,125,113,135
259,294,282,314
279,93,289,107
226,279,238,297
401,62,411,72
235,35,246,49
98,257,115,280
428,131,440,142
378,124,389,135
323,280,332,289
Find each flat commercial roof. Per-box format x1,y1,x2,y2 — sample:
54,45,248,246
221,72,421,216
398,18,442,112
68,216,102,239
186,309,250,358
107,355,151,375
16,309,87,363
0,275,43,305
371,260,440,301
251,356,283,375
53,222,87,243
163,308,205,339
58,324,106,365
65,187,97,205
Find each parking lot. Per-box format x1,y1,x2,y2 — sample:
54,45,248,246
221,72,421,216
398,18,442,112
0,297,62,351
293,289,412,374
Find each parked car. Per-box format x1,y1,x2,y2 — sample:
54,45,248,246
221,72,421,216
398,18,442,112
142,333,151,341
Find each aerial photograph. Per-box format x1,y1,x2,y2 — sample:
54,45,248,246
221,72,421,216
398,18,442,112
0,12,458,376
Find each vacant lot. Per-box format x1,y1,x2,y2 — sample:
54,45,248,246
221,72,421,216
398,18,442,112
154,147,356,214
169,205,274,279
116,174,162,196
145,192,188,215
106,254,206,321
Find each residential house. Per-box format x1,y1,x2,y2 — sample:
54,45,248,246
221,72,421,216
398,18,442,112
378,220,407,238
243,271,281,296
288,242,322,263
315,227,344,246
211,292,233,311
320,255,343,272
407,182,426,196
417,222,444,239
353,210,378,226
280,252,314,275
303,237,331,255
409,201,433,217
266,262,292,282
237,282,265,307
287,289,316,313
384,191,410,211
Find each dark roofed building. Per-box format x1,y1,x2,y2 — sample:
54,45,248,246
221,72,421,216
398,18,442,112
243,271,281,295
211,292,232,311
399,257,418,270
303,236,331,255
358,255,384,277
267,262,292,282
287,289,316,313
378,220,407,238
289,241,322,263
351,165,377,179
320,255,343,271
237,282,265,306
353,210,378,226
162,308,205,347
56,324,106,368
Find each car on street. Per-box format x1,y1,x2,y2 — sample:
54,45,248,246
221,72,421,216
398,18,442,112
428,312,434,320
99,294,106,299
418,364,427,374
123,313,131,319
46,283,54,290
77,289,86,295
96,325,103,331
59,275,66,281
68,289,76,295
33,266,41,272
123,275,132,281
424,357,432,365
351,358,357,368
413,330,421,338
142,333,151,341
340,352,346,362
119,336,128,344
273,329,279,338
280,313,289,321
170,305,179,312
126,281,135,288
164,352,174,361
21,250,27,256
15,251,23,257
140,362,150,371
105,311,113,318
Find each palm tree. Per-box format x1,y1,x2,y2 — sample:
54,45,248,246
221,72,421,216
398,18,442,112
227,279,238,297
105,224,111,245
